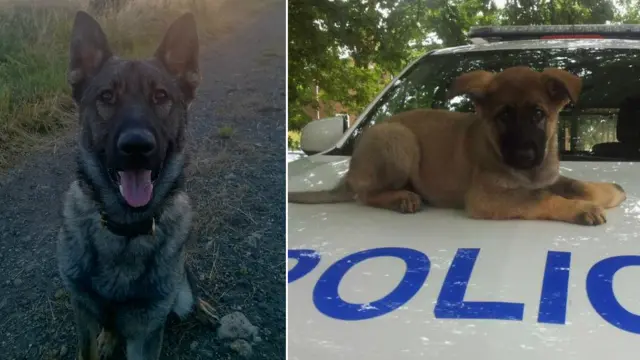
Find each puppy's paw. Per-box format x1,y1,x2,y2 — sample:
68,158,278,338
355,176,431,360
96,330,117,360
572,201,606,226
397,191,422,214
586,182,626,209
607,183,627,208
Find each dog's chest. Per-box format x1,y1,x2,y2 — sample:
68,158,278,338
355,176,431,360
60,215,187,304
58,182,192,303
63,222,182,329
90,231,181,301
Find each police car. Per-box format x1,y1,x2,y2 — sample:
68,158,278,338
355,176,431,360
288,25,640,360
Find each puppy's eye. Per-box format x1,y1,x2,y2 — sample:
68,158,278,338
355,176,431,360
98,90,115,104
153,89,169,104
533,107,546,122
495,108,511,123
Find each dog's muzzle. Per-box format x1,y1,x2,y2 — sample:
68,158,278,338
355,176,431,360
109,127,163,208
502,140,544,170
513,145,537,167
117,128,157,159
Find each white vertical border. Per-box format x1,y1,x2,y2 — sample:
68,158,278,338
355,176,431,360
284,0,290,359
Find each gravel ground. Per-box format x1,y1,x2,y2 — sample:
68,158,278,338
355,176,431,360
0,2,286,359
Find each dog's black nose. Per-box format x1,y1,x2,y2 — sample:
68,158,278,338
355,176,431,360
514,147,535,163
117,129,156,156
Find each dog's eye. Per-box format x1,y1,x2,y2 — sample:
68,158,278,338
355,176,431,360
99,90,115,104
496,108,511,123
153,89,169,104
533,108,546,122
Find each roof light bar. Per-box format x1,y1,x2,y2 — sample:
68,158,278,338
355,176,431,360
468,24,640,43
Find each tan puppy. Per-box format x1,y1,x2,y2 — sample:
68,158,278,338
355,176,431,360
289,66,627,226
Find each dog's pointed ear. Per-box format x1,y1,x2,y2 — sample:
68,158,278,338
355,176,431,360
447,70,494,103
541,68,582,104
68,11,112,102
154,12,200,103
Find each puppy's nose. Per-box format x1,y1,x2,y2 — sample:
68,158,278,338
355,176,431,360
514,147,535,163
117,129,156,156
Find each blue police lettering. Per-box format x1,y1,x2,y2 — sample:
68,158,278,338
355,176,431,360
288,246,637,334
537,251,571,324
587,255,640,334
288,249,321,283
313,247,430,321
434,248,524,321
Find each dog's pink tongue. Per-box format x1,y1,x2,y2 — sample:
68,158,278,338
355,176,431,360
118,170,153,207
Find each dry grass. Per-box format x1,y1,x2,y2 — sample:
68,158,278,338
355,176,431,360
0,0,272,169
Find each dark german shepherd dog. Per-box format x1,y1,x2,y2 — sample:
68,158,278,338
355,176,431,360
57,11,215,360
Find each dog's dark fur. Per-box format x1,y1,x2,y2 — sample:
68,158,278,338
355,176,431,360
289,67,627,226
57,11,215,360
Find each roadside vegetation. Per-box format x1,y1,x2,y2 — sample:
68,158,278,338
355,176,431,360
287,130,300,151
0,0,269,169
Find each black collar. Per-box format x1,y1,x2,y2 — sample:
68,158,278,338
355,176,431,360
100,212,156,238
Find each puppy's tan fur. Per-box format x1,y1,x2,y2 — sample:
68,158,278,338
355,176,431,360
289,66,626,226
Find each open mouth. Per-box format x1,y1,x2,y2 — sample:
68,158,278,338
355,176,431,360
109,167,161,208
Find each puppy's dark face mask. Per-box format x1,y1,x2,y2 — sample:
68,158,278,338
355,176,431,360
447,66,582,171
492,102,548,169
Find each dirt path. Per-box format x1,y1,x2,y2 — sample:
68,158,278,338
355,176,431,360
0,2,285,359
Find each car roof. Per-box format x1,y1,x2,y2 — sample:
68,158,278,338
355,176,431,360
430,38,640,55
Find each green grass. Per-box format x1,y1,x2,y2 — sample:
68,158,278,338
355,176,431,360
218,125,234,139
0,0,274,169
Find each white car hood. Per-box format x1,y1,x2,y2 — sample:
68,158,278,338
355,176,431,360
288,156,640,360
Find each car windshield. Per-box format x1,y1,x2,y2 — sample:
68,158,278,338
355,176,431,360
332,46,640,161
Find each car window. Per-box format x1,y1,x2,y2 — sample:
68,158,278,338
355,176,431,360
331,47,640,161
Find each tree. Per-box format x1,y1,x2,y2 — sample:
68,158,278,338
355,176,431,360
426,0,500,47
288,0,625,132
501,0,616,25
288,0,439,130
614,0,640,22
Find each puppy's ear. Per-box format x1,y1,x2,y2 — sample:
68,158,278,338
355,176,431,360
68,11,112,103
541,68,582,104
154,12,200,103
447,70,494,103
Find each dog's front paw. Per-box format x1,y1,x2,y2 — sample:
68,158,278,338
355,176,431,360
586,182,626,209
607,183,627,208
573,201,607,226
96,330,117,360
397,191,422,214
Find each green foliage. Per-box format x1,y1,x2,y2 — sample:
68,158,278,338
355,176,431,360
615,0,640,22
288,0,634,131
288,131,301,150
426,0,501,47
288,0,438,130
501,0,616,25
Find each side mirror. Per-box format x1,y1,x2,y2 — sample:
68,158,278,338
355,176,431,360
300,115,348,155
